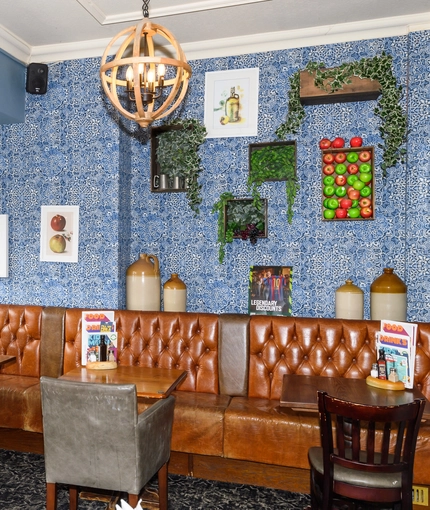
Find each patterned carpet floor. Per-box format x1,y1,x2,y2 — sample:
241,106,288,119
0,449,311,509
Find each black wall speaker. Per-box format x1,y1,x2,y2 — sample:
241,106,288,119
26,63,48,95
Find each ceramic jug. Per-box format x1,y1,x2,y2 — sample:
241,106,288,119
370,267,407,321
163,273,187,312
126,254,161,311
335,279,364,319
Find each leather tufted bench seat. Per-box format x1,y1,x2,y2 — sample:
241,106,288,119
1,307,430,497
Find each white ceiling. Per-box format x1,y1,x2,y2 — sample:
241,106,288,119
1,0,430,64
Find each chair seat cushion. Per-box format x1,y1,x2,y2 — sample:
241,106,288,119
308,446,402,489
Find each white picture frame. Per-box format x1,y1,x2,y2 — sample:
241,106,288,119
0,215,9,277
40,205,79,263
204,68,259,138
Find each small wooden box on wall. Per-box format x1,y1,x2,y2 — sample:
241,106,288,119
300,70,381,105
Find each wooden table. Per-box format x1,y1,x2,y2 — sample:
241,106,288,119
279,374,430,420
60,366,187,399
0,355,16,366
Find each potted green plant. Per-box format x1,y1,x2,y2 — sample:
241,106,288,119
155,118,207,214
248,141,299,224
275,52,407,176
212,193,267,264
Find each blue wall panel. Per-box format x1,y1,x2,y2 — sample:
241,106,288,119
0,31,429,321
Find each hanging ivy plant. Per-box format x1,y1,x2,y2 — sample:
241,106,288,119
212,193,266,264
248,143,299,224
156,118,207,214
275,52,407,176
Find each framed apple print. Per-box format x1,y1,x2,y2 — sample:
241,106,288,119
40,205,79,262
0,215,9,277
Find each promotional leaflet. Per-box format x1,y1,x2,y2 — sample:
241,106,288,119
248,266,293,316
375,320,417,389
81,311,117,366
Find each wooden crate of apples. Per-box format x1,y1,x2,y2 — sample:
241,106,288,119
321,136,374,220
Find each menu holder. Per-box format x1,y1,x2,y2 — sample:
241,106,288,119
366,375,405,391
86,361,117,370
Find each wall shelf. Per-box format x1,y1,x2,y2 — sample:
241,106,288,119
300,70,381,105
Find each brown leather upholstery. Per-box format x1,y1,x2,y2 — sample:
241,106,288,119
248,316,381,399
63,309,219,393
0,305,44,432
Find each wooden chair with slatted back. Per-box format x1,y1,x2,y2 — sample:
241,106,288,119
308,390,426,510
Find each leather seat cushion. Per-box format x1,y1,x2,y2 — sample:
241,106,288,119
138,391,231,457
0,375,40,430
308,446,402,488
224,397,321,468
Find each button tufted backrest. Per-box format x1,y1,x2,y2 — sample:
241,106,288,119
0,304,43,377
63,309,219,394
413,322,430,400
249,316,380,400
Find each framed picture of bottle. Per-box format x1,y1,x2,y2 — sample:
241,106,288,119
204,68,259,138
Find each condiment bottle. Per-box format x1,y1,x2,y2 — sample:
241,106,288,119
370,268,407,321
377,348,387,380
335,279,364,319
370,363,378,378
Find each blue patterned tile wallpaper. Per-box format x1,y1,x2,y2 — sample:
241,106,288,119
0,31,429,321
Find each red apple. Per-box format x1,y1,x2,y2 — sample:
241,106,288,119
335,208,347,219
331,137,345,148
339,198,352,209
319,138,331,150
347,163,359,174
335,175,347,186
359,197,372,208
350,136,363,147
323,164,335,175
359,151,371,162
323,153,335,164
50,214,66,231
347,188,360,200
334,152,347,164
360,207,373,218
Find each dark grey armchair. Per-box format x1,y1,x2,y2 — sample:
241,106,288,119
40,376,175,510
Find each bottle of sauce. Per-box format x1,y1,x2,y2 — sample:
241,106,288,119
377,348,387,379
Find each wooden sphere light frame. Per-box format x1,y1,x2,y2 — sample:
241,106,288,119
100,18,192,128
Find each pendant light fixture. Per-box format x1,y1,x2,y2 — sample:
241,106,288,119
100,0,192,128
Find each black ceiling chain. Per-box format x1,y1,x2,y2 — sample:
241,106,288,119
142,0,150,18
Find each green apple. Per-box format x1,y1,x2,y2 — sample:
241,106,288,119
346,152,359,163
348,208,360,218
323,175,335,186
49,235,66,253
360,186,372,197
347,174,359,186
359,172,372,183
323,209,336,219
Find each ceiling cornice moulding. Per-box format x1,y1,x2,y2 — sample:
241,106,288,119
76,0,270,25
2,11,430,65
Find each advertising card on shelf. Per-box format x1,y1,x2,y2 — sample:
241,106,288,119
248,266,293,316
81,311,117,366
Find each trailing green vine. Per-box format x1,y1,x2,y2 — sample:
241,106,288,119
248,143,299,224
276,52,407,176
212,192,234,264
156,118,207,214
